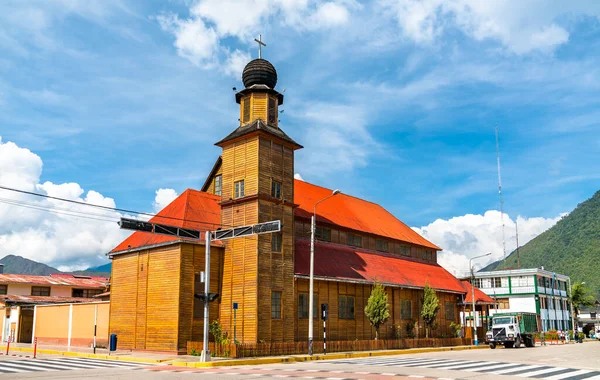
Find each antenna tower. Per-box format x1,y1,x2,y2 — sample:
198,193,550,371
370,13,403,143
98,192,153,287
515,219,521,269
495,126,507,263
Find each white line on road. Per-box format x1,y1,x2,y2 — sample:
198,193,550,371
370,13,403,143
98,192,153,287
516,367,569,377
544,369,593,379
491,365,544,375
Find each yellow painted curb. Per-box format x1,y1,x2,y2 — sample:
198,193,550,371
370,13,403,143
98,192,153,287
0,346,169,364
173,345,490,368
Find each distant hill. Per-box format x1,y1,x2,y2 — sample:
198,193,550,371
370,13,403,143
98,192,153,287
0,254,61,275
73,262,111,276
482,190,600,298
0,255,111,277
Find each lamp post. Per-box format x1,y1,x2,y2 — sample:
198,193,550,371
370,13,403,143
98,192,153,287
470,252,491,346
309,189,340,356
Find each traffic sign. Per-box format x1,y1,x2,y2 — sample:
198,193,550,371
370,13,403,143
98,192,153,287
214,220,281,241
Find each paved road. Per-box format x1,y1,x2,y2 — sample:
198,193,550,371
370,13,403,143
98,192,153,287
2,342,598,379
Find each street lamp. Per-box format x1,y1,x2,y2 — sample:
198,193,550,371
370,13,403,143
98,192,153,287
470,252,491,346
308,189,340,356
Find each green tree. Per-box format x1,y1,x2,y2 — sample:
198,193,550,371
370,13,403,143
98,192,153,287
364,282,390,340
571,282,596,316
421,282,440,338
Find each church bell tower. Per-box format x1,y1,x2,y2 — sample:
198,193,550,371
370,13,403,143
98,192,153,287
215,46,302,343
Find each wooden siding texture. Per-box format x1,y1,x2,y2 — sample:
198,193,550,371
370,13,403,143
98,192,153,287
295,279,460,341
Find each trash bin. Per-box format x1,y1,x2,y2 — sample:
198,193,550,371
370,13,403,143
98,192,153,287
109,334,118,351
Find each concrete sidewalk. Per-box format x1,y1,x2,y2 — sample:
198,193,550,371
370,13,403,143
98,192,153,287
1,341,490,367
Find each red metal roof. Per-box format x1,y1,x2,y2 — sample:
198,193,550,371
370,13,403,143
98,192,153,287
460,280,496,304
0,273,107,288
294,239,465,293
0,295,98,305
294,180,440,250
110,189,222,254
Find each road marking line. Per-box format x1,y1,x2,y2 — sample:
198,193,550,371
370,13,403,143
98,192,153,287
544,369,592,379
408,376,425,378
492,365,544,375
435,362,497,370
381,373,396,376
516,367,568,377
465,363,520,372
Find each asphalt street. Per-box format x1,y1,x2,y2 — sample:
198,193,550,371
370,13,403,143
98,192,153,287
1,342,598,379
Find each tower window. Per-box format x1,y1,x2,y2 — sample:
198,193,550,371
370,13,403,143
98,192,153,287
268,97,277,125
243,98,250,123
271,180,281,199
214,175,222,196
271,232,282,252
234,180,245,198
271,291,282,319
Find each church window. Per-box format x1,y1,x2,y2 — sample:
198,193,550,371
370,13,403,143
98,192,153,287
445,302,456,320
214,175,222,196
271,291,282,319
243,98,250,122
31,286,50,296
315,226,331,242
376,239,388,252
347,233,362,247
271,180,281,198
234,180,245,198
0,285,7,295
272,232,282,252
194,273,204,319
268,97,277,125
298,293,318,318
339,295,355,319
400,300,412,319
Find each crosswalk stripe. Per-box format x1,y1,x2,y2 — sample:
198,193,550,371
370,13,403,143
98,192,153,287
34,359,108,369
517,367,569,378
52,357,146,366
544,369,593,379
436,362,497,370
465,363,522,372
419,360,470,368
0,361,52,371
0,364,28,373
492,365,546,375
46,358,130,368
402,360,460,367
11,360,75,370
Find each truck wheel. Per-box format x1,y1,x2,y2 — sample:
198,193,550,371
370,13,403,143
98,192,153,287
514,337,521,348
505,342,514,348
490,343,496,349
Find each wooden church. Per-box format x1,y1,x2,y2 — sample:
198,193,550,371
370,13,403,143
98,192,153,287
108,55,470,353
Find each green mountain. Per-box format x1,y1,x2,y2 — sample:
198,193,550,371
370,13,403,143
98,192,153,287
73,262,111,276
0,254,61,275
482,190,600,298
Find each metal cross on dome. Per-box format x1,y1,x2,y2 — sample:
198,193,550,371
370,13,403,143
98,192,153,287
254,34,266,59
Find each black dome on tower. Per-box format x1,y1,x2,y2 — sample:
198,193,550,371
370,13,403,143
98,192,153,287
242,59,277,89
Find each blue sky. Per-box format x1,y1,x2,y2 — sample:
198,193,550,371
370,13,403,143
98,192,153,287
1,1,599,272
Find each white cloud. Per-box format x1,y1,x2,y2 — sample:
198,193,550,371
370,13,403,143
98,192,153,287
156,0,353,73
381,0,598,54
412,210,565,277
0,137,170,271
153,188,178,212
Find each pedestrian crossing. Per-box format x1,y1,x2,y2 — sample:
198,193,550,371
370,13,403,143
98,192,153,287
0,357,150,374
324,356,600,379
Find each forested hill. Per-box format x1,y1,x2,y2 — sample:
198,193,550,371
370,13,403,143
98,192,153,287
482,190,600,298
0,254,61,275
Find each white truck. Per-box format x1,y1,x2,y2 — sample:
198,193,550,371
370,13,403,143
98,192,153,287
486,312,539,349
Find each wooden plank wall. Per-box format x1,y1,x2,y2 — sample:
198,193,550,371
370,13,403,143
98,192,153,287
220,136,261,344
295,279,460,341
256,138,296,343
109,246,182,352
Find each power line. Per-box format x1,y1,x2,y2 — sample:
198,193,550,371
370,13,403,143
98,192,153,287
0,184,231,229
0,198,119,223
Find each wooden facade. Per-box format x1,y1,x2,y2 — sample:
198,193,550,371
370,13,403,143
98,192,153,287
109,58,468,352
109,243,222,353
